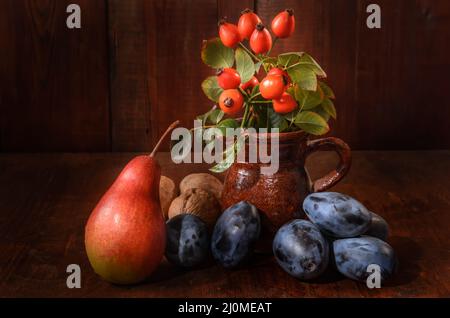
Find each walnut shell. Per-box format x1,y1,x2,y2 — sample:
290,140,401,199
179,173,223,200
159,176,178,219
168,188,221,228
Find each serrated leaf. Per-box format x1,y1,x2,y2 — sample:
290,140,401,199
321,98,337,119
294,85,323,110
201,38,234,68
294,111,330,135
318,81,335,99
235,48,255,84
287,65,317,91
298,53,327,77
201,76,223,102
278,52,301,67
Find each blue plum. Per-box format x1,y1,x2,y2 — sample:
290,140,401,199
333,236,396,282
165,214,209,268
211,201,260,268
273,220,329,280
364,212,389,241
303,192,372,238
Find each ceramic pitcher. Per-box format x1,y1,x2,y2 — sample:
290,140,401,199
221,130,351,235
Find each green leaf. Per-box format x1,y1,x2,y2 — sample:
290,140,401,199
267,108,284,130
201,38,234,68
287,65,317,91
313,106,331,122
196,108,212,125
208,108,225,124
235,48,255,84
278,52,301,67
252,104,267,129
201,76,223,102
210,145,234,173
294,85,323,110
210,136,245,173
298,53,327,77
217,118,239,135
321,98,337,119
261,57,278,70
279,117,290,132
318,81,335,99
262,56,278,64
294,111,330,135
283,110,297,122
254,61,263,73
286,85,296,96
250,84,260,97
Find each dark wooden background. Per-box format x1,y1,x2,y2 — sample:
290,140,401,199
1,0,450,152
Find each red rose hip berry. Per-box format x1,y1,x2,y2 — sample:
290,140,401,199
250,23,272,55
219,89,244,115
219,20,241,48
217,68,241,89
271,9,295,38
238,9,262,40
273,92,297,114
259,74,285,99
268,67,291,86
240,76,259,91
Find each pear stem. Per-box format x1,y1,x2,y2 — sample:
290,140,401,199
149,120,180,157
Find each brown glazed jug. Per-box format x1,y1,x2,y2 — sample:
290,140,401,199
221,130,351,238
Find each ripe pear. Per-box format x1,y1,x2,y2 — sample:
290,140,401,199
85,121,179,284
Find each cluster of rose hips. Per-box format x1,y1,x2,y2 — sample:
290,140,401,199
216,9,297,116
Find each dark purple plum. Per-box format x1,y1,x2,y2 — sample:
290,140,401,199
211,201,260,268
273,220,329,280
364,212,389,241
165,214,209,268
333,236,396,282
303,192,372,238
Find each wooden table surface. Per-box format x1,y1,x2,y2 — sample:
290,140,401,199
1,152,449,298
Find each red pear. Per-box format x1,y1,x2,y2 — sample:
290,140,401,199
85,121,179,284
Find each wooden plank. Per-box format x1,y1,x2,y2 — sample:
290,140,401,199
108,0,152,151
0,152,450,296
217,0,255,22
256,0,450,150
144,0,219,150
354,0,450,149
0,0,110,152
255,0,359,147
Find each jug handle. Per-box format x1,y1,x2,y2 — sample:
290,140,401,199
305,137,352,192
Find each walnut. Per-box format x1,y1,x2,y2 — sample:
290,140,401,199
159,176,178,219
179,173,223,200
168,188,221,228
